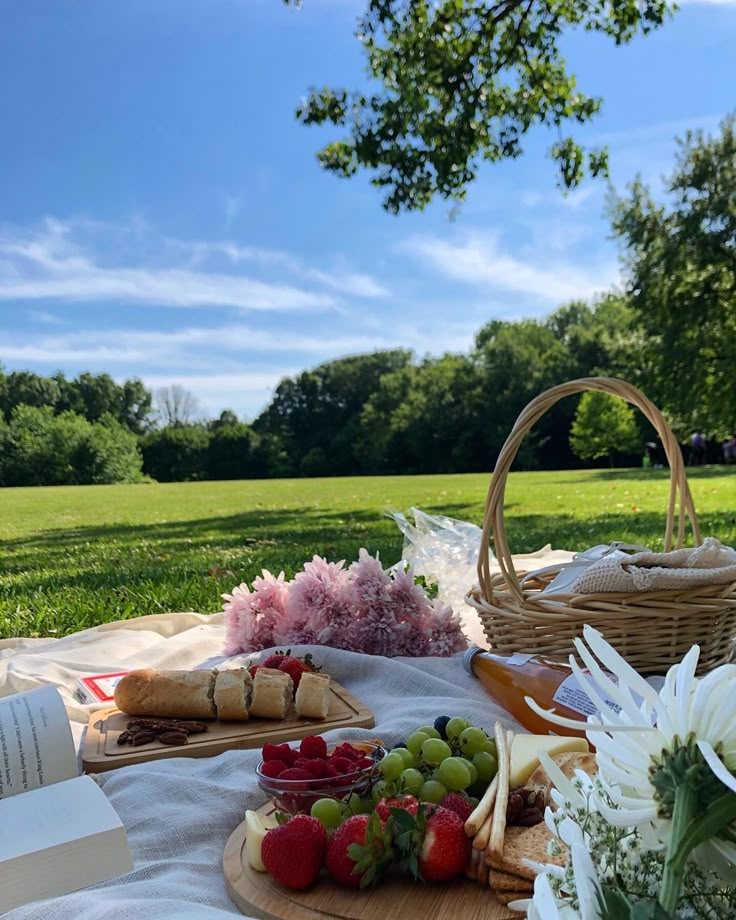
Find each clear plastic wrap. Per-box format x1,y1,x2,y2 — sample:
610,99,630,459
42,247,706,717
387,507,495,615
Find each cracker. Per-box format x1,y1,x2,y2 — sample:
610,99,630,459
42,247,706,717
489,868,535,892
486,824,566,881
496,889,532,906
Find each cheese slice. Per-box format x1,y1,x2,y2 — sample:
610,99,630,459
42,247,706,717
245,809,279,872
509,734,590,788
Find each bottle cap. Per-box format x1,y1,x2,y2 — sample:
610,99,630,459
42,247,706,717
462,645,484,676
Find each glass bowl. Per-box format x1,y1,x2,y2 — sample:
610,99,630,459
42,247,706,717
256,740,386,815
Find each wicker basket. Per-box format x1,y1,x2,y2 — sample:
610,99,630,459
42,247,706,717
466,377,736,675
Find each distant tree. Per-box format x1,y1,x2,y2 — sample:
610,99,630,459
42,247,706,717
155,385,200,428
611,114,736,432
208,409,240,431
207,422,261,480
0,405,143,486
291,0,674,212
255,350,412,475
53,371,154,434
141,425,210,482
120,378,154,434
0,370,60,418
570,392,640,466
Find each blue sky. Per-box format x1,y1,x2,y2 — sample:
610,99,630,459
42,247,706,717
1,0,735,420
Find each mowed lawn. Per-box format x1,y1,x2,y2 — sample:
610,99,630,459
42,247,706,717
2,468,735,639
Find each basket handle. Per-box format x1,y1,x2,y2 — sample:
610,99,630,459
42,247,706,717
477,377,702,605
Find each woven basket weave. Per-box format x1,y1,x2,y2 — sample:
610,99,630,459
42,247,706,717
465,377,736,675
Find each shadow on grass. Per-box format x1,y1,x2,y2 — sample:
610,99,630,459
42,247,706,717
5,505,736,594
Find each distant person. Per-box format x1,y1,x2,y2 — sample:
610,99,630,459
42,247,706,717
723,439,732,464
690,432,705,466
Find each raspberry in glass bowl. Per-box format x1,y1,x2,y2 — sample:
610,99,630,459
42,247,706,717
256,737,386,815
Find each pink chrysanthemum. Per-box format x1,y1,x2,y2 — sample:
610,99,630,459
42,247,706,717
425,600,468,656
222,570,287,654
222,547,467,658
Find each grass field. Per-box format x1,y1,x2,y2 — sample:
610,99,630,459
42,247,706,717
2,468,735,639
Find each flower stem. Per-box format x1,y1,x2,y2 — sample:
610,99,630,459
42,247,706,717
660,782,698,914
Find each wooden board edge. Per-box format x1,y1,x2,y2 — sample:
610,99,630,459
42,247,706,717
82,682,375,773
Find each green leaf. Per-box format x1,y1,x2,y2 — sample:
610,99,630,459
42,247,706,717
669,792,736,867
596,883,635,920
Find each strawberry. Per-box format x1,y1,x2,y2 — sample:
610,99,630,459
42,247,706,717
262,651,289,669
439,793,474,823
278,657,312,691
392,804,470,882
261,815,327,890
248,664,263,679
326,813,393,889
374,795,419,826
300,735,327,759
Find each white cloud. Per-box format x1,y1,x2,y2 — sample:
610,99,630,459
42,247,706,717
0,217,389,311
401,232,619,304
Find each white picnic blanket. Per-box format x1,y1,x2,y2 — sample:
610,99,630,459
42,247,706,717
0,547,573,920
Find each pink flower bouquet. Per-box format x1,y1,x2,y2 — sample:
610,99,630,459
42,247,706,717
223,549,467,658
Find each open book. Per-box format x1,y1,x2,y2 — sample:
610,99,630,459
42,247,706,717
0,685,133,912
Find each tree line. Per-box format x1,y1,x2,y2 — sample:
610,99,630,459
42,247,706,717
2,115,734,486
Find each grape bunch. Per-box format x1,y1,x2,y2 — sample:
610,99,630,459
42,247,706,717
375,715,498,805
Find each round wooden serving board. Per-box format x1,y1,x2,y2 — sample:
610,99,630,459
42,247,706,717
224,816,514,920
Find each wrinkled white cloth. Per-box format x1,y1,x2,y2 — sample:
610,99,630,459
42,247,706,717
568,536,736,594
0,625,520,920
0,546,572,920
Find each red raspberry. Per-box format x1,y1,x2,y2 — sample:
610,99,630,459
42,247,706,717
330,757,355,776
279,767,313,781
356,757,374,770
262,743,284,762
304,758,328,779
325,762,340,778
262,652,288,669
334,743,360,761
300,736,327,759
293,757,310,769
439,793,474,823
260,759,287,779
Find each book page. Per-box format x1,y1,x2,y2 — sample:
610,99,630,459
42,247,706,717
0,686,77,800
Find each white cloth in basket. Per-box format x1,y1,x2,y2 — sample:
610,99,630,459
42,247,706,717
567,537,736,594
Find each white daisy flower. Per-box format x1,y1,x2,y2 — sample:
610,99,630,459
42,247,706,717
525,625,736,883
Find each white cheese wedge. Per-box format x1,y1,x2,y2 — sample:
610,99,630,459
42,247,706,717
509,734,590,788
244,809,279,872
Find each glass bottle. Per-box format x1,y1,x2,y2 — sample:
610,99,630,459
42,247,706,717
463,646,606,737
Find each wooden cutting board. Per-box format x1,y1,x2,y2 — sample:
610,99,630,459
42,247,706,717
223,806,514,920
82,681,373,773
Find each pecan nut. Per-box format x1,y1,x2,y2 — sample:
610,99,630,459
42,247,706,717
131,730,156,746
158,731,189,746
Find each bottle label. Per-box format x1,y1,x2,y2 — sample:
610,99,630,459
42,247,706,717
506,653,534,667
552,670,621,717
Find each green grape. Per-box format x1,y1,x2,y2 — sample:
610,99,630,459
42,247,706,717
438,757,472,791
468,796,479,808
420,780,448,803
417,725,441,739
397,748,418,769
420,738,452,765
463,759,478,785
445,717,471,740
399,767,424,795
379,752,405,781
484,738,498,756
407,731,430,756
472,750,498,783
371,779,393,803
458,727,488,756
310,797,342,828
344,792,364,815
